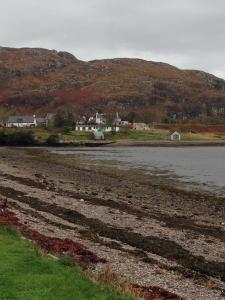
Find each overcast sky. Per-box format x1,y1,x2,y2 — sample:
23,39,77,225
1,0,224,78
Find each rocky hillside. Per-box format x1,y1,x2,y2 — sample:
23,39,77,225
0,46,225,120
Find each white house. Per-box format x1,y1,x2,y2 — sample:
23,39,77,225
95,112,106,125
167,131,181,141
104,126,120,132
75,125,98,132
75,125,119,133
133,123,152,131
6,115,37,128
113,113,122,126
120,121,130,126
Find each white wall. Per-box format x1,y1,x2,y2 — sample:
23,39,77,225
6,122,37,128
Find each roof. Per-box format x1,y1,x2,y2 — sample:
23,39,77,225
93,131,104,137
7,116,36,124
167,131,181,136
170,131,180,136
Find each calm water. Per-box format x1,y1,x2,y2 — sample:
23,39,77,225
51,146,225,194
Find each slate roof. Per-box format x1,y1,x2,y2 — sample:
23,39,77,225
7,116,36,124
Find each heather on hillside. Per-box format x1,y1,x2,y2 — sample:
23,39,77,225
0,47,225,123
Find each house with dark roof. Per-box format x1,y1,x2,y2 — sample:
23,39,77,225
6,115,37,128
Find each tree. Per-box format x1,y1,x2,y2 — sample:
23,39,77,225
125,112,138,123
53,110,76,131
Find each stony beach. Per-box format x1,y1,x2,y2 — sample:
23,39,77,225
0,147,225,300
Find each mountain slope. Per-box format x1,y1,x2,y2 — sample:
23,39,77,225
0,47,225,120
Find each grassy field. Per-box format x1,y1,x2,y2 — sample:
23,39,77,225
181,132,225,141
0,226,135,300
2,126,225,143
32,127,225,142
105,130,164,141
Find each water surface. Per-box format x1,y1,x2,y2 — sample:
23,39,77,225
51,146,225,194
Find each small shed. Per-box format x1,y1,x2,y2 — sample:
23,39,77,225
167,131,181,141
92,130,105,140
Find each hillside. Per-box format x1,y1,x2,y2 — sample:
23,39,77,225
0,46,225,120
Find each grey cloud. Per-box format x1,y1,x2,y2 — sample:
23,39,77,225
0,0,225,78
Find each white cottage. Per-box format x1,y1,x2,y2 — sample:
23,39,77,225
75,125,119,133
104,126,120,133
6,115,37,128
75,125,98,132
133,123,152,131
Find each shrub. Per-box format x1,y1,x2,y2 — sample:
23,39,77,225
46,134,60,146
0,131,7,145
61,126,73,134
6,131,35,146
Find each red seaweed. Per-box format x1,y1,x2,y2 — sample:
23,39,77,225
0,209,185,300
0,210,106,264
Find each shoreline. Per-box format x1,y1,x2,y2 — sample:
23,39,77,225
2,139,225,148
0,147,225,300
109,140,225,147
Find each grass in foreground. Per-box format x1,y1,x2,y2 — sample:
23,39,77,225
0,227,135,300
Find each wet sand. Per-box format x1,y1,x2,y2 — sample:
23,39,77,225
0,147,225,300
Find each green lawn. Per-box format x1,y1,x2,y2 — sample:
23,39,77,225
5,127,225,143
182,133,225,141
0,227,135,300
105,130,164,141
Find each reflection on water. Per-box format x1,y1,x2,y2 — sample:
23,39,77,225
51,146,225,194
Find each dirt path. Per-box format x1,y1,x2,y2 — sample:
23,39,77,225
0,147,225,300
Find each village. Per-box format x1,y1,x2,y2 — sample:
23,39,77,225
0,112,181,142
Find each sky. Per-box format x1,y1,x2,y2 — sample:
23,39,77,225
0,0,224,78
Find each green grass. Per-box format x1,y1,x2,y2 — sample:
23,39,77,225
182,133,225,141
31,128,92,142
60,131,92,141
105,130,164,141
0,226,135,300
4,127,225,143
35,128,165,142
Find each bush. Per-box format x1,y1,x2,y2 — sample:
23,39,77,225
46,134,60,146
6,131,35,146
0,131,7,145
0,131,35,146
60,126,73,134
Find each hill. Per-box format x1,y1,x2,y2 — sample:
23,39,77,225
0,46,225,121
